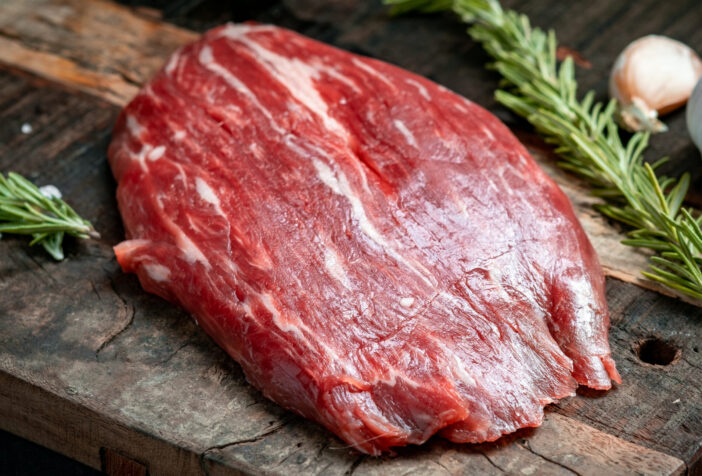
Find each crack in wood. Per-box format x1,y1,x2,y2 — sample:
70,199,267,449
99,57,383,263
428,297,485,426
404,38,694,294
112,67,142,89
90,281,102,301
474,449,506,473
26,253,59,286
271,448,303,469
197,450,210,476
344,454,366,476
95,277,135,358
432,459,455,475
203,419,292,453
0,27,22,42
197,418,293,474
156,341,192,366
682,355,702,372
198,450,211,476
94,305,134,358
315,440,331,460
517,441,582,476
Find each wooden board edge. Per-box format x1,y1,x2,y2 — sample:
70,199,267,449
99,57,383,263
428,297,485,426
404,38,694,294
0,369,686,476
0,370,206,475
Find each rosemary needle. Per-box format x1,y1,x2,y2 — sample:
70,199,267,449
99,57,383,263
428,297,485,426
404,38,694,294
0,172,99,260
386,0,702,300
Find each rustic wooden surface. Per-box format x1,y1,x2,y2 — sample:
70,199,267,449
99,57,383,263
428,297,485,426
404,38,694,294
0,0,700,474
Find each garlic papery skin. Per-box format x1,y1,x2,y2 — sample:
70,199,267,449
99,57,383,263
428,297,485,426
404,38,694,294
687,78,702,154
610,35,702,133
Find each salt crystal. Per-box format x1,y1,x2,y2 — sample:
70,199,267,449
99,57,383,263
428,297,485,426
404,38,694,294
21,123,33,134
39,184,62,200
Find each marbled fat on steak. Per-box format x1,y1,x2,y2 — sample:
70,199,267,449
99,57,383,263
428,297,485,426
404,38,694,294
108,23,621,454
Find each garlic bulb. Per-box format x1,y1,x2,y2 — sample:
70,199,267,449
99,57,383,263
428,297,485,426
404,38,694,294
688,78,702,153
610,35,702,133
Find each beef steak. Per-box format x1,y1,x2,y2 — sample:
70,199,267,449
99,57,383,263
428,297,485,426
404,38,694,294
108,23,620,454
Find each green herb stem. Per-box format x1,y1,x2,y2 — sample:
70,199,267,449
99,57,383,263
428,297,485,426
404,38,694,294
386,0,702,300
0,172,99,260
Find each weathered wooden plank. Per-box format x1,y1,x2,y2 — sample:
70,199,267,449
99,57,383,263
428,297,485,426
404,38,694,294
556,278,702,472
0,70,697,475
0,0,197,100
1,0,701,303
204,413,686,476
0,35,139,105
0,371,205,475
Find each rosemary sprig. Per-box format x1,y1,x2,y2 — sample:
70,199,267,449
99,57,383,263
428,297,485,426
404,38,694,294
385,0,702,300
0,172,99,260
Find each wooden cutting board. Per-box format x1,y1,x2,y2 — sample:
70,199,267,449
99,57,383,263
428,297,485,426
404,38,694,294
0,0,700,474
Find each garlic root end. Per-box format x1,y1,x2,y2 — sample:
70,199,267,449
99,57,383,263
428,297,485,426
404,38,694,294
618,101,668,133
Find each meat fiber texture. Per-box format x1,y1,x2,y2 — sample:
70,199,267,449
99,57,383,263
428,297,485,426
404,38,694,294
108,23,621,455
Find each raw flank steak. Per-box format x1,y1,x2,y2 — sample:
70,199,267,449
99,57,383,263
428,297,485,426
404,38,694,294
108,23,620,455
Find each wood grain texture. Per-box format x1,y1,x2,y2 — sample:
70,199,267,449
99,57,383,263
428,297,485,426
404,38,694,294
102,448,148,476
1,0,701,305
0,0,196,104
0,69,697,475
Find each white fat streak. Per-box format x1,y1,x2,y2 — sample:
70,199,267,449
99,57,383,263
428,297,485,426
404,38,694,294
393,119,418,148
195,176,224,214
497,166,515,196
175,228,211,268
259,292,293,333
256,292,357,375
218,22,276,38
285,134,370,194
449,349,478,387
230,35,348,138
457,95,475,113
562,274,596,339
486,266,512,303
198,45,284,134
453,101,469,114
147,145,166,161
172,162,187,184
132,144,151,172
370,368,421,389
481,125,495,141
323,246,352,290
248,142,263,159
174,130,186,141
312,158,435,287
126,115,144,138
143,263,171,282
405,78,431,100
320,65,361,93
260,298,310,349
400,297,415,308
165,51,180,76
433,339,477,388
284,134,330,162
351,57,394,89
